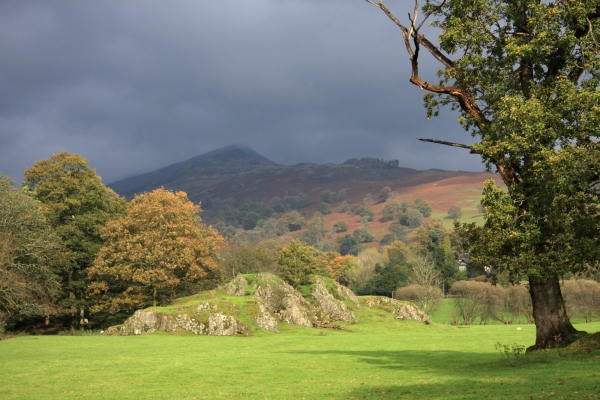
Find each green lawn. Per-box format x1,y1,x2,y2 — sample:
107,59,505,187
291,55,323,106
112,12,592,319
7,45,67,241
2,303,600,399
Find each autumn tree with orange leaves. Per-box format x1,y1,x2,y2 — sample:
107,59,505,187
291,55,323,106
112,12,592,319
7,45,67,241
88,188,225,312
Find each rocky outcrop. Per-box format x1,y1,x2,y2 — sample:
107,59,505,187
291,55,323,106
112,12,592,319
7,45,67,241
311,278,357,323
251,273,362,327
106,274,369,336
207,313,250,336
252,273,312,328
105,307,247,336
225,275,248,296
395,304,430,324
255,310,279,333
364,297,430,324
105,310,180,335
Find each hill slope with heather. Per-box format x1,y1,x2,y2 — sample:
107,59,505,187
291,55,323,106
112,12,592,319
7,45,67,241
108,145,504,244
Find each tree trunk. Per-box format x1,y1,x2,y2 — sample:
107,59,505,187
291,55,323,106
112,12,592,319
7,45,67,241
528,274,583,351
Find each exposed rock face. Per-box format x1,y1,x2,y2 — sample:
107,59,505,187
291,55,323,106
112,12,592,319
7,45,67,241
106,307,245,336
225,275,248,296
364,297,431,324
105,310,179,335
255,310,279,333
195,302,217,312
207,313,249,336
311,278,357,323
175,314,205,334
252,273,312,327
106,274,366,336
336,283,362,311
251,273,361,327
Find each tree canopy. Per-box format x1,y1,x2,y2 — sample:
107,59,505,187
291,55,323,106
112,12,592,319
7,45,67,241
88,188,225,312
0,175,63,332
22,152,126,325
367,0,600,349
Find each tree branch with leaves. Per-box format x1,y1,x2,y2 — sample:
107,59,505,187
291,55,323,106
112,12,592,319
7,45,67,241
366,0,600,349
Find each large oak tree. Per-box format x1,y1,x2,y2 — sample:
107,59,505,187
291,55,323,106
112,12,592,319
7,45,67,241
88,188,225,312
367,0,600,349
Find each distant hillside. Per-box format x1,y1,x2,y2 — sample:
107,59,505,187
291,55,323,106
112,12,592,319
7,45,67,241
108,145,503,245
109,145,277,200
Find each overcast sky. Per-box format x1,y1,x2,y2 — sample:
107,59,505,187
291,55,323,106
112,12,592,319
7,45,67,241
0,0,485,184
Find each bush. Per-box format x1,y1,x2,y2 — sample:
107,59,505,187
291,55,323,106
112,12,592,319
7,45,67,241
414,199,433,218
379,233,396,246
381,200,406,222
399,207,423,228
395,284,443,314
359,209,375,222
353,228,374,243
447,205,462,219
562,280,600,322
449,280,532,325
332,221,348,233
316,202,332,215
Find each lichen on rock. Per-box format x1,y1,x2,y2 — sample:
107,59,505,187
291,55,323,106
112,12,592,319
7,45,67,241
225,274,248,296
364,296,430,324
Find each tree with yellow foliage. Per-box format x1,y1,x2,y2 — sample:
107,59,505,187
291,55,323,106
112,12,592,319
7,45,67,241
88,188,225,312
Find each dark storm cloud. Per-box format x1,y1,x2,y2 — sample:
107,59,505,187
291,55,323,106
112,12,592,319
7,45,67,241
0,0,484,184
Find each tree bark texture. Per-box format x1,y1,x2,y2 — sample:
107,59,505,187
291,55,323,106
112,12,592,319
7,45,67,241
528,274,582,351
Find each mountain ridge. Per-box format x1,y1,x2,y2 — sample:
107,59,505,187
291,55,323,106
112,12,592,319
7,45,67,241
109,144,277,200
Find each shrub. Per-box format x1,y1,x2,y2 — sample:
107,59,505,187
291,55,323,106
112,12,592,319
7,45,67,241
447,205,462,219
399,207,423,228
316,202,332,215
562,279,600,323
332,221,348,233
414,199,433,218
381,200,406,222
395,284,443,314
449,280,532,325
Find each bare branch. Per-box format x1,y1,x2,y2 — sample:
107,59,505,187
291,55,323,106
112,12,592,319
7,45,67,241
418,138,475,153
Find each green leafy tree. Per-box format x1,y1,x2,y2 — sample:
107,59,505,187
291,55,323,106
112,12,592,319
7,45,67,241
359,208,375,222
88,188,225,312
447,205,462,219
339,234,361,256
298,217,326,246
367,0,600,348
377,187,392,202
276,240,319,288
399,207,423,228
381,200,407,222
356,262,411,297
241,211,261,230
0,175,63,332
316,202,332,215
414,199,433,218
281,211,306,232
332,221,348,233
353,228,374,243
22,152,126,326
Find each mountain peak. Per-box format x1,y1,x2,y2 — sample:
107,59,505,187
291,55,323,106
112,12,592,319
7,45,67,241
108,145,276,199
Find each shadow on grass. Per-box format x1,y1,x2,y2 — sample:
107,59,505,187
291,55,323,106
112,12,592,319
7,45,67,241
345,378,600,399
283,349,600,399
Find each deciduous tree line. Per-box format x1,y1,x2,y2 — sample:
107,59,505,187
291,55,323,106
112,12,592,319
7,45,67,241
0,152,224,332
0,153,370,333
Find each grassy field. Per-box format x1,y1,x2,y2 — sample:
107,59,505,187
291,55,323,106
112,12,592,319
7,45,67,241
2,301,600,400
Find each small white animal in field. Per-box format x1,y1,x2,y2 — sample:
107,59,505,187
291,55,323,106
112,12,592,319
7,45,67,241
517,327,522,331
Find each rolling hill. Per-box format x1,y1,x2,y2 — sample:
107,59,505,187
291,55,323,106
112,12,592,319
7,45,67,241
108,145,504,242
